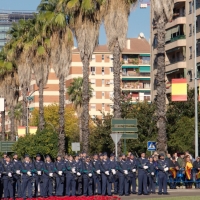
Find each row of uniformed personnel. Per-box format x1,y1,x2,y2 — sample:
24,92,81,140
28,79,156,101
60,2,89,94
0,152,169,199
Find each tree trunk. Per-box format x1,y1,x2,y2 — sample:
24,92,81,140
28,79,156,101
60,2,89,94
22,85,27,127
10,105,15,141
38,81,45,131
58,75,65,156
1,110,5,141
81,55,90,153
113,40,122,155
156,17,167,154
77,106,82,142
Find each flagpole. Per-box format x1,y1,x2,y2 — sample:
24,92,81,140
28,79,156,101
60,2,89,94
194,0,198,158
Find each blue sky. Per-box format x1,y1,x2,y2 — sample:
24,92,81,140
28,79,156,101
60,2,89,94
0,0,150,44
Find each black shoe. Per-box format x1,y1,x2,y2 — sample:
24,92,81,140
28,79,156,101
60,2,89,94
125,194,130,196
163,192,170,195
138,193,142,195
158,192,162,195
143,193,149,195
152,192,156,194
132,192,137,194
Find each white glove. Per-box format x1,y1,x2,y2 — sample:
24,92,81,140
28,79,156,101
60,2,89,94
132,169,136,173
105,171,109,175
8,173,12,177
151,172,154,176
164,167,169,172
0,174,1,178
96,170,101,174
58,171,62,176
112,169,116,174
77,172,81,176
37,171,41,175
16,170,20,175
27,171,32,176
144,166,148,169
88,173,92,177
72,168,76,174
124,170,128,174
49,173,53,177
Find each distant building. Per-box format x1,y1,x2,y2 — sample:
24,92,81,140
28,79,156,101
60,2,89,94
0,11,34,50
150,0,200,103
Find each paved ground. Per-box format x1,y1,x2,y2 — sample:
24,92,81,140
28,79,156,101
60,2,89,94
121,189,200,199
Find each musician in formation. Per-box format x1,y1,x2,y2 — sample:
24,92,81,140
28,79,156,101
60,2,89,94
0,151,197,199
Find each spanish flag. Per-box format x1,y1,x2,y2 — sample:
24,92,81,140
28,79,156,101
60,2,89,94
169,167,177,179
171,79,187,101
185,162,193,180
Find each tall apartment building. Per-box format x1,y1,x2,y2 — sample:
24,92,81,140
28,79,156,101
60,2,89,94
0,11,34,51
66,36,151,118
151,0,200,102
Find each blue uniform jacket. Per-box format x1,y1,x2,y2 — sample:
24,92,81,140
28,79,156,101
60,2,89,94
137,158,149,175
43,161,55,178
34,160,45,177
157,159,169,176
21,162,36,179
127,158,137,177
74,160,82,174
65,160,76,177
92,159,101,176
117,159,129,177
54,161,66,178
82,161,93,179
2,161,14,180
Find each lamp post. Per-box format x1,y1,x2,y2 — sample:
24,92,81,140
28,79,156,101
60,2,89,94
194,0,199,158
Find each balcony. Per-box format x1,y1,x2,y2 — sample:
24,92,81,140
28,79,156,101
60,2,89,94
165,35,186,51
131,96,151,102
165,58,186,72
166,14,186,29
122,58,139,65
174,0,186,3
122,72,150,77
121,82,151,91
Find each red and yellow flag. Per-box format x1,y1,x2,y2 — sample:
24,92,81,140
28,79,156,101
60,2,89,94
196,172,200,180
171,79,187,101
185,162,193,180
169,167,177,179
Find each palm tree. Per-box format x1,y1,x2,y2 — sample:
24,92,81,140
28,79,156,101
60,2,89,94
59,0,103,152
67,77,93,143
37,0,73,156
102,0,137,118
152,0,174,154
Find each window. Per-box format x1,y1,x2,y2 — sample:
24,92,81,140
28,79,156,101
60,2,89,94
189,1,192,14
102,92,105,97
91,67,95,75
102,103,105,108
102,79,105,85
110,55,114,60
189,46,192,59
91,104,96,110
92,91,96,97
90,79,95,84
141,56,150,64
189,24,192,36
102,55,104,60
102,67,104,75
110,67,113,73
110,80,113,84
188,70,192,82
92,54,95,60
109,92,114,98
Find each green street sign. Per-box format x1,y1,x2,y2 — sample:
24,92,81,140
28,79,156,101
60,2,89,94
111,127,138,132
0,142,15,152
121,133,138,139
111,119,137,126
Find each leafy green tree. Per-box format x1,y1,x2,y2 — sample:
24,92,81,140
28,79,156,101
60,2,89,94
12,129,58,159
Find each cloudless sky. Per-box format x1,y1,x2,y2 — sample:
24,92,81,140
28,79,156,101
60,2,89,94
0,0,150,44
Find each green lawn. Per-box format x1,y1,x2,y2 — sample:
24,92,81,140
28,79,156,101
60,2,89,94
147,197,200,200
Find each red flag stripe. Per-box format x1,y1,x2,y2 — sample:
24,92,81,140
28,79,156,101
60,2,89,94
172,79,187,83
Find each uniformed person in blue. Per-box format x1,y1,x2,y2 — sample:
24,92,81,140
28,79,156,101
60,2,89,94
55,155,65,196
34,153,44,197
101,152,112,196
12,153,23,198
92,153,102,195
147,156,156,194
157,153,169,195
128,153,137,194
110,153,118,195
137,152,149,195
43,155,55,197
2,155,14,200
65,154,77,196
74,154,82,196
82,156,93,196
117,154,130,196
21,154,36,199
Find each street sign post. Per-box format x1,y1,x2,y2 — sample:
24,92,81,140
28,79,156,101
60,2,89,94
111,118,138,154
72,142,80,153
147,141,156,154
110,133,122,158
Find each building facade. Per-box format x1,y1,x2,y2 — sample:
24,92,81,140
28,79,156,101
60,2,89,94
66,37,151,118
151,0,200,102
0,11,34,51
